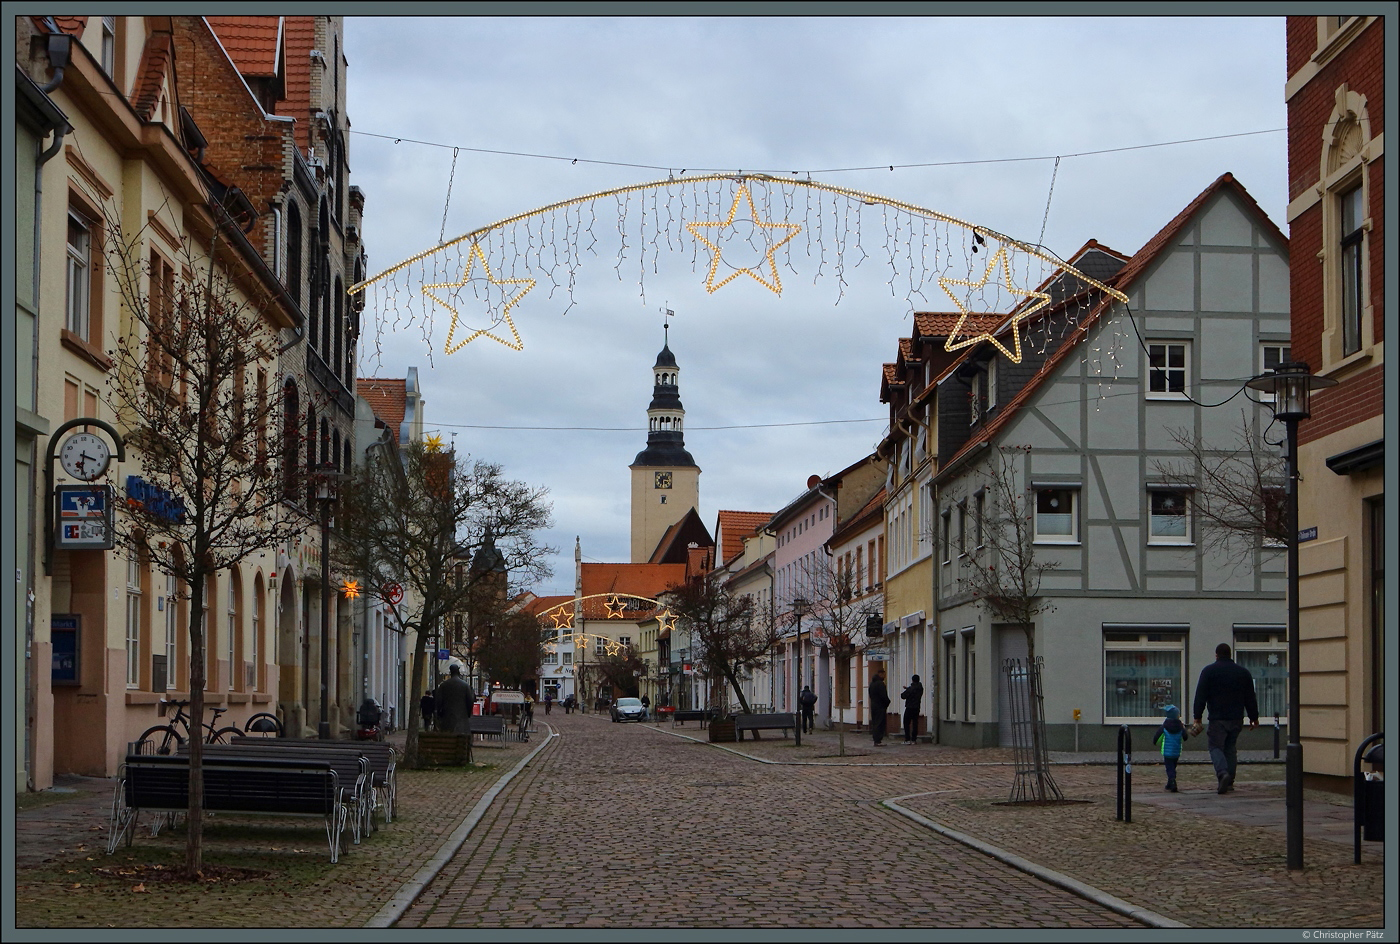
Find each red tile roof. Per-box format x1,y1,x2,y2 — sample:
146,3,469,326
128,30,172,121
278,15,316,151
715,510,771,565
580,563,687,601
205,16,281,78
520,594,573,618
32,16,88,36
882,363,902,386
358,377,406,444
914,311,1004,339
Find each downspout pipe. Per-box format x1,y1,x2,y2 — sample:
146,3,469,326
39,27,72,94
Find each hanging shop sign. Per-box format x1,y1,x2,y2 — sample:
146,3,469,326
125,475,186,524
55,485,114,550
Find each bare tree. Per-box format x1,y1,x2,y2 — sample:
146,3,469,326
477,608,546,692
1153,411,1287,570
106,196,303,876
331,443,553,766
667,575,779,717
798,555,883,756
960,445,1061,802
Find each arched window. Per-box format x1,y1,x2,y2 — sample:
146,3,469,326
252,573,263,693
227,568,243,691
1319,86,1375,368
332,428,341,472
306,406,317,507
287,202,303,313
282,380,300,500
334,275,344,383
320,417,330,469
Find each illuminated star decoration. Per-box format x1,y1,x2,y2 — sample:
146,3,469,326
573,631,589,648
341,580,360,599
548,607,573,630
604,594,625,619
686,182,802,295
605,641,622,657
422,240,536,354
423,433,444,452
657,609,678,633
938,247,1051,364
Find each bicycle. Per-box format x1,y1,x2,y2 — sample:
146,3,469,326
517,703,534,743
135,699,244,755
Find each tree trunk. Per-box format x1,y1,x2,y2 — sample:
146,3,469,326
403,619,430,767
185,577,206,877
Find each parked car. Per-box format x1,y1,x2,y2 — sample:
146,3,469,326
610,697,648,723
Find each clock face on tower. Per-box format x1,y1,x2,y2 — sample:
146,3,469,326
654,471,673,489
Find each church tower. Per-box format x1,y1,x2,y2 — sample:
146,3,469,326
629,327,701,562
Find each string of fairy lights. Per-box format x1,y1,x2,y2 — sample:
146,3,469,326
348,174,1131,379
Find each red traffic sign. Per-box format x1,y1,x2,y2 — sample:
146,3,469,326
384,583,404,605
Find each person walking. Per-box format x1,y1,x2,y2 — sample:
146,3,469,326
798,685,818,734
1191,643,1259,794
1154,704,1189,792
419,690,436,731
434,663,477,736
900,674,924,744
640,693,651,721
544,691,553,715
869,668,891,746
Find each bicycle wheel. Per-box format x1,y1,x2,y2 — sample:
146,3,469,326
137,725,184,756
243,712,283,737
210,726,243,744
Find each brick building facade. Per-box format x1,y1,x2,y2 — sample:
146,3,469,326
1284,14,1385,789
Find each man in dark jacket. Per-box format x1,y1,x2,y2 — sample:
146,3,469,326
798,685,817,733
1192,643,1259,794
901,674,924,744
869,669,891,746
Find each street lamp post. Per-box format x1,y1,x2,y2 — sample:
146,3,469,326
791,597,810,715
315,463,339,740
1246,361,1337,871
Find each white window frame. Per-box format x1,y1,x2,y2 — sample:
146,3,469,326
101,16,116,77
1103,630,1187,725
962,628,976,721
250,581,261,691
1339,183,1365,357
227,578,237,690
165,572,178,687
562,651,573,665
1033,487,1079,544
941,508,952,565
970,372,982,425
974,490,985,550
126,548,142,688
1147,488,1193,546
986,357,998,410
1233,626,1288,724
542,650,559,665
943,631,957,720
1259,342,1292,403
66,212,92,340
1146,341,1189,399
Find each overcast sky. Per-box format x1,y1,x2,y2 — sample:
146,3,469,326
342,15,1288,596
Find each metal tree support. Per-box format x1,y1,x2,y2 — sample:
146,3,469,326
1004,657,1064,803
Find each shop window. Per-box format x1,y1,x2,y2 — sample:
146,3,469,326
1234,628,1287,722
1103,630,1186,723
1034,488,1078,544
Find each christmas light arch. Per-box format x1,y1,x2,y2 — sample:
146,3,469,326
348,173,1131,367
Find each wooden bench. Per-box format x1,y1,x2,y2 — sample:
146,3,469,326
230,737,398,828
196,743,371,842
734,712,798,741
670,709,709,728
107,754,347,862
469,716,507,742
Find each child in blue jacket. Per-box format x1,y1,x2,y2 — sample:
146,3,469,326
1153,704,1189,792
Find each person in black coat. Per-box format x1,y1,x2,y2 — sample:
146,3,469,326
901,674,924,744
869,669,891,746
419,690,436,731
1191,643,1259,794
798,685,818,733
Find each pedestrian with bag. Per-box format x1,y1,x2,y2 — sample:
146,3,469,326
798,685,818,734
900,674,924,744
1191,643,1259,794
869,668,891,746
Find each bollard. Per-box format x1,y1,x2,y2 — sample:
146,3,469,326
1116,724,1132,823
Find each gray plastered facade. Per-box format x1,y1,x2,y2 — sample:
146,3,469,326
933,184,1290,752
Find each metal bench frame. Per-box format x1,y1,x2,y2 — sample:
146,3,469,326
734,712,798,740
197,744,371,843
229,737,398,829
108,755,346,862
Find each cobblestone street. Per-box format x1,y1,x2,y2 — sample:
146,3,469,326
399,714,1141,929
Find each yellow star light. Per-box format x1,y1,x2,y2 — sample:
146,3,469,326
605,641,621,657
604,594,625,619
573,632,589,648
423,433,444,452
341,579,360,599
657,609,678,633
938,247,1051,364
422,241,535,354
686,182,802,295
548,608,573,630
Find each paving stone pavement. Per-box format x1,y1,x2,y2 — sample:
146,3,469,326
398,714,1142,929
11,712,1386,932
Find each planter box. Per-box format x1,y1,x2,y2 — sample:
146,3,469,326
708,719,737,743
418,732,471,766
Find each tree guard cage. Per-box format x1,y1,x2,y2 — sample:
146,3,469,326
1003,657,1063,803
